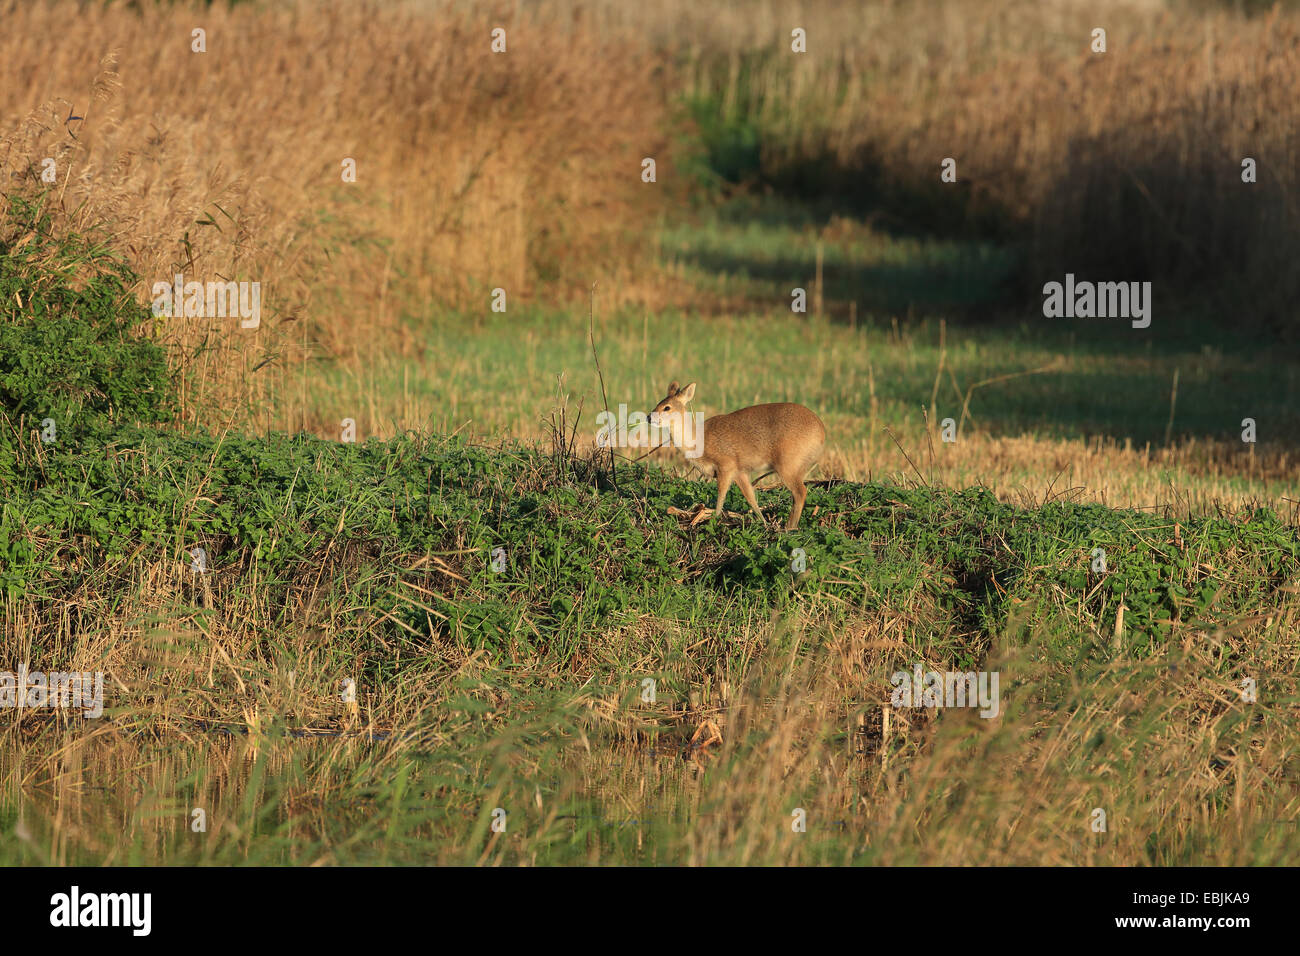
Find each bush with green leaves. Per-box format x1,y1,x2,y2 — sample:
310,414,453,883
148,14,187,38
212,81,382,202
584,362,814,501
0,194,174,439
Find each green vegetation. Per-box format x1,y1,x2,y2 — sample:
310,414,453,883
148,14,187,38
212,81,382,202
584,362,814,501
4,0,1300,867
8,427,1296,657
4,424,1298,864
0,196,173,439
3,176,1298,865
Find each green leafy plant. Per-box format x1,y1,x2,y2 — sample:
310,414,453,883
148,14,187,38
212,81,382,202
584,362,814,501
0,194,174,437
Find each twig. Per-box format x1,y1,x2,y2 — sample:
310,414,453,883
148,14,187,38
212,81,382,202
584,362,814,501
928,319,945,430
957,358,1064,435
885,427,929,488
589,282,616,490
1164,367,1179,446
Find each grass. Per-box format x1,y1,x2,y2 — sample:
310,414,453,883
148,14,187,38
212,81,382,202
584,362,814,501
296,197,1300,518
0,0,665,423
4,183,1298,866
3,0,1299,868
6,0,1300,436
664,0,1300,338
660,195,1022,317
3,427,1297,864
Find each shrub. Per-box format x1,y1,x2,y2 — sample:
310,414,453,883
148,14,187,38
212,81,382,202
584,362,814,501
0,194,174,436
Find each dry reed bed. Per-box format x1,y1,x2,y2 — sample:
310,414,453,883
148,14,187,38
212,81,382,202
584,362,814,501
0,0,664,425
5,0,1298,430
7,594,1296,864
653,0,1300,332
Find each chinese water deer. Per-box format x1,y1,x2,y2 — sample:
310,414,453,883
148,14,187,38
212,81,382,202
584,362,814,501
648,381,825,530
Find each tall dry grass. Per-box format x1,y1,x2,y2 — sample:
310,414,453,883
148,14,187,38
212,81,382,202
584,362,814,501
4,0,1298,430
0,0,665,427
628,0,1300,335
8,589,1296,864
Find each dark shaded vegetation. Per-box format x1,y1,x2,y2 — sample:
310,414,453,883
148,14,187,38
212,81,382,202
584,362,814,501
679,35,1300,343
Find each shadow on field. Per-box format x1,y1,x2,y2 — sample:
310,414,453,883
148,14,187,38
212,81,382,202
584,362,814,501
755,147,1017,244
922,365,1298,448
670,193,1300,451
722,120,1299,344
677,244,1020,320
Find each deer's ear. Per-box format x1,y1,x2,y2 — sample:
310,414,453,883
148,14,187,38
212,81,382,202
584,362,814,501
679,382,696,402
667,380,680,396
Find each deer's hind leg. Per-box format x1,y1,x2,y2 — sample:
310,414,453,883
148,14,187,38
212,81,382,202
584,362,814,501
776,464,809,530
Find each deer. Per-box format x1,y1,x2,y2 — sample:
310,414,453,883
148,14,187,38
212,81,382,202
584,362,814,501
648,381,825,530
